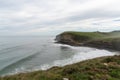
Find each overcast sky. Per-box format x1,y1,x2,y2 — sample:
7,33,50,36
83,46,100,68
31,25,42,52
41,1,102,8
0,0,120,36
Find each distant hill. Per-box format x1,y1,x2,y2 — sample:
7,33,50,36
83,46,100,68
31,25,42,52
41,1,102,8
55,31,120,51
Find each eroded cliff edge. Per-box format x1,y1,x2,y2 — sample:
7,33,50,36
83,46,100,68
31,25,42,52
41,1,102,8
55,31,120,51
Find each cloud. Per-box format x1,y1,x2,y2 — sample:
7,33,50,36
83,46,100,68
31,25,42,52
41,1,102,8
0,0,120,36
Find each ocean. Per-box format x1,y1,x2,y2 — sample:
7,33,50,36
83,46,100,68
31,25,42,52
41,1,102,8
0,36,117,76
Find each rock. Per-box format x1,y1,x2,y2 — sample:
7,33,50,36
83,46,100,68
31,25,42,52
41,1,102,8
55,32,81,46
63,78,69,80
103,63,108,66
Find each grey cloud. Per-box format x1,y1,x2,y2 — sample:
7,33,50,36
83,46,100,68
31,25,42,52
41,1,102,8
37,9,120,27
114,19,120,21
66,9,120,22
0,0,120,36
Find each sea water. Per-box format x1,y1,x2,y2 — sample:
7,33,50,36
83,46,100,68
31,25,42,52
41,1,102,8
0,36,117,76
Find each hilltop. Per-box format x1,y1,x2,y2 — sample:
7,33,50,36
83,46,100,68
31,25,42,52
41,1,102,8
55,31,120,51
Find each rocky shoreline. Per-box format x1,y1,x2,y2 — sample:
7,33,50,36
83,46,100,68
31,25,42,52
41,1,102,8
55,31,120,51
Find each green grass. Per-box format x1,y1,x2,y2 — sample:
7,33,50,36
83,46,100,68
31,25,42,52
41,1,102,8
0,55,120,80
61,31,120,41
62,31,107,41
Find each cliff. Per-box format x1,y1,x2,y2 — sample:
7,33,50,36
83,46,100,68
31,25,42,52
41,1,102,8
55,31,120,51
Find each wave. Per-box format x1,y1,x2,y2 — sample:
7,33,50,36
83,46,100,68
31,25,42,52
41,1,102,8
0,42,118,76
0,51,41,76
32,48,117,71
53,43,96,52
0,44,29,55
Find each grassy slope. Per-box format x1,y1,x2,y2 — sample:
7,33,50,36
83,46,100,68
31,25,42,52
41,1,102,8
61,31,107,41
57,31,120,50
0,55,120,80
60,31,120,41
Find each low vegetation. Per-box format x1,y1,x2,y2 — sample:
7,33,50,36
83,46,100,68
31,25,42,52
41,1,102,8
56,31,107,42
0,55,120,80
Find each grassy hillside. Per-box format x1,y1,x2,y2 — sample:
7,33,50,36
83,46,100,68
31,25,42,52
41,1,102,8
59,31,107,41
0,55,120,80
58,31,120,41
56,31,120,51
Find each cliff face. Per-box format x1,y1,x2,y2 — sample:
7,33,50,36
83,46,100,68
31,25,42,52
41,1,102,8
55,31,105,46
55,33,78,46
55,32,88,46
55,31,120,51
84,38,120,51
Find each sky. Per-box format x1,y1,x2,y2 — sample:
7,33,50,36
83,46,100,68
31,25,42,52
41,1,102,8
0,0,120,36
